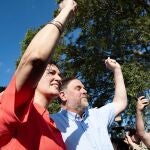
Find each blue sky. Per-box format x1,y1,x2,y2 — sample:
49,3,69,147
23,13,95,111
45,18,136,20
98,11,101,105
0,0,57,86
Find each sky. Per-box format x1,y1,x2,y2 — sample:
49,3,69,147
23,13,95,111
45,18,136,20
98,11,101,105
0,0,57,87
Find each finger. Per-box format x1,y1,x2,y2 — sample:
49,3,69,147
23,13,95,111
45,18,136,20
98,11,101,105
143,103,149,107
125,132,129,136
110,60,116,64
105,59,108,64
140,99,149,103
141,98,149,102
105,57,109,63
138,96,145,100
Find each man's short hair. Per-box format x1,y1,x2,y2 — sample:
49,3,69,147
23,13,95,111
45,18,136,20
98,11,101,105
57,77,76,104
60,77,76,91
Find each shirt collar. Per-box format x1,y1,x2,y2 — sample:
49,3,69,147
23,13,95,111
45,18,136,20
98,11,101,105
60,108,88,121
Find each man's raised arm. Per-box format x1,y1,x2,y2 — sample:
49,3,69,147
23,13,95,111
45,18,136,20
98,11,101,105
105,57,127,116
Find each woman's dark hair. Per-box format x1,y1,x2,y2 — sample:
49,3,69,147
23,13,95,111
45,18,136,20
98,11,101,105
0,87,6,92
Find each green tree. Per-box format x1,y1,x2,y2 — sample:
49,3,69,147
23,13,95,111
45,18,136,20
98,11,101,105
17,0,150,125
57,0,150,126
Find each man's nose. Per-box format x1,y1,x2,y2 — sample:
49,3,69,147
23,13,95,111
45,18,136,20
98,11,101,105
82,88,87,94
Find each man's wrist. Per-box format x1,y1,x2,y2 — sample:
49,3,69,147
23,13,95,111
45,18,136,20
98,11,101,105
113,66,122,74
136,109,143,115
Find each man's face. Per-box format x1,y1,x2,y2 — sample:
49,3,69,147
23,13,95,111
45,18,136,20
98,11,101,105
62,79,88,112
37,64,62,99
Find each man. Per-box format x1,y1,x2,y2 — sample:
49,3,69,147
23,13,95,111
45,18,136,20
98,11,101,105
136,96,150,148
51,57,128,150
0,0,77,149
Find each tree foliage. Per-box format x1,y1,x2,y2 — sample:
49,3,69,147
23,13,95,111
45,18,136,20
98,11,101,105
17,0,150,125
57,0,150,116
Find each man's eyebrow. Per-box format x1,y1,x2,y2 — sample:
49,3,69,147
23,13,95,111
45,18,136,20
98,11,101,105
75,85,83,89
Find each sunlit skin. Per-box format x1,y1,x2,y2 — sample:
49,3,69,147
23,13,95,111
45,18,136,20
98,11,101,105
136,96,150,148
60,79,88,116
124,133,141,149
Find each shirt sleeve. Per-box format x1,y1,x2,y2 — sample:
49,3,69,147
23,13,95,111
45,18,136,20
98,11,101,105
97,103,115,127
0,75,33,145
